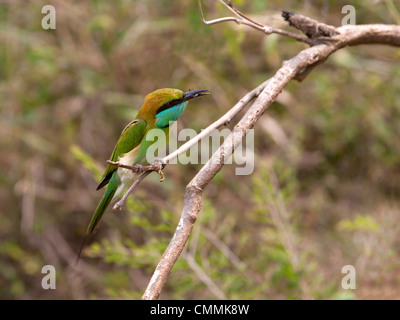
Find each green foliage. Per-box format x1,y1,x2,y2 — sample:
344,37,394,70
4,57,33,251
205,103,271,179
70,144,103,181
338,215,379,233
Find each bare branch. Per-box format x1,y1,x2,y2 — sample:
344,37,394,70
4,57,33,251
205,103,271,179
106,160,165,210
141,11,400,299
282,10,339,38
198,0,314,45
113,172,151,210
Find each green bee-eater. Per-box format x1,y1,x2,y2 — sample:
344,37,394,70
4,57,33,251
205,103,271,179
78,88,209,259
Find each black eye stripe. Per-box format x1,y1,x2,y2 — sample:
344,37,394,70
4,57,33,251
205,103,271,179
156,98,184,115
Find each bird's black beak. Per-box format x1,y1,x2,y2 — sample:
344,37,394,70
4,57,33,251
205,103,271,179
182,89,210,102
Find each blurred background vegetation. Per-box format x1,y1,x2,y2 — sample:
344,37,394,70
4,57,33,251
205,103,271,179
1,0,399,299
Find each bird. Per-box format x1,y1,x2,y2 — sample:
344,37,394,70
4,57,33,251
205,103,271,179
77,88,210,260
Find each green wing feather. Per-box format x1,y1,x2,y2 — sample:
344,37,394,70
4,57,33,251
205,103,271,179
77,119,148,261
96,119,147,190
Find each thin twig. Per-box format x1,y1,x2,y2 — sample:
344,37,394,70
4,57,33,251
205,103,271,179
198,0,314,45
202,228,246,271
108,160,165,210
113,171,151,210
106,160,163,174
182,250,228,300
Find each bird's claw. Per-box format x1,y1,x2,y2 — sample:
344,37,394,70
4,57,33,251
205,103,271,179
154,158,167,169
154,158,167,182
158,170,165,182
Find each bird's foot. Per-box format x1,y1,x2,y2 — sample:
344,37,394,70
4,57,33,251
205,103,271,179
153,158,167,182
154,158,167,170
107,160,143,174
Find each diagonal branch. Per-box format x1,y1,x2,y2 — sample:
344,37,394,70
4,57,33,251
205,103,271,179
141,44,331,300
141,11,400,300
